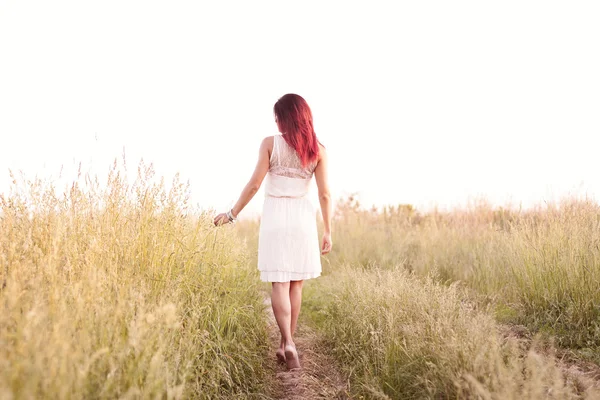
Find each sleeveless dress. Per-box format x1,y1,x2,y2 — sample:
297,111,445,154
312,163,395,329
257,134,322,282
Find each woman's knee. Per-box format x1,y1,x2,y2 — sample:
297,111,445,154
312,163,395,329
272,282,290,292
289,280,304,290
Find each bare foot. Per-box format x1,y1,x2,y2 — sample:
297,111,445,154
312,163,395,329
284,344,301,370
275,348,286,364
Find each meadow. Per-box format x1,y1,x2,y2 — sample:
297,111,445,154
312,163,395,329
299,196,600,399
2,164,599,399
240,196,600,398
0,163,270,399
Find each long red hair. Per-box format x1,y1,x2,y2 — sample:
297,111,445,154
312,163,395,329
273,94,320,168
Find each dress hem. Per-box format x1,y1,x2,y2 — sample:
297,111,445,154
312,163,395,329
260,270,321,283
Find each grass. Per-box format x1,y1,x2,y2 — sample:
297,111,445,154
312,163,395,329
244,195,600,398
326,196,600,359
304,266,598,399
4,159,600,399
0,161,270,399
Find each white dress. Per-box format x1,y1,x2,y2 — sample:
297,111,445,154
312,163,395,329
257,134,322,282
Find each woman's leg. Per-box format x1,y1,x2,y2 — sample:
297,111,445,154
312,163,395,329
271,282,294,348
289,280,304,336
277,280,304,349
272,281,301,369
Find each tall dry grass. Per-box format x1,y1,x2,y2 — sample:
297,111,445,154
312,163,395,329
0,161,269,399
231,195,600,398
327,196,600,356
225,194,600,398
304,266,598,399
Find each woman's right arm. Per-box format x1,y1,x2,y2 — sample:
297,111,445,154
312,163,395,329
314,145,332,254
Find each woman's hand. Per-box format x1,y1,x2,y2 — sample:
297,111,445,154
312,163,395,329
321,233,332,255
213,213,231,226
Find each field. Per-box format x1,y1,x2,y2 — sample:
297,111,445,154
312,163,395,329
1,165,600,399
0,164,270,399
300,196,600,399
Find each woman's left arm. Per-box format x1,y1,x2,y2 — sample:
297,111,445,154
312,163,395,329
214,137,271,226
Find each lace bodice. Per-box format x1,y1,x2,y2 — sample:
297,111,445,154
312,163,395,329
269,134,317,179
264,135,317,198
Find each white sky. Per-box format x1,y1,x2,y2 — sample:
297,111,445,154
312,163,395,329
1,1,599,215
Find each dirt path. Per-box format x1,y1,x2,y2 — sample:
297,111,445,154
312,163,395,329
260,294,600,399
262,294,351,400
500,324,600,395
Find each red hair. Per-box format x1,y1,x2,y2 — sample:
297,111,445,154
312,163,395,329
273,94,320,168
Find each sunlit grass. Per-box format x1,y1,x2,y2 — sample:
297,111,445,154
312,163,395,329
0,161,269,399
304,266,598,399
237,195,600,398
327,196,600,357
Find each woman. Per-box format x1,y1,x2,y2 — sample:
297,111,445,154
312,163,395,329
214,93,332,371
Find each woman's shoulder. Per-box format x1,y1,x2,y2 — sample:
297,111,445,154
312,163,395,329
260,135,277,148
317,142,327,162
259,136,277,160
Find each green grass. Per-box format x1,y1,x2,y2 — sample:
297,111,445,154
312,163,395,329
326,197,600,359
304,266,598,399
262,195,600,398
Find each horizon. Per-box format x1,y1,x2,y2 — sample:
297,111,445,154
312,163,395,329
2,155,596,220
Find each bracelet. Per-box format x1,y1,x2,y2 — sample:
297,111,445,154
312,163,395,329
226,209,237,222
